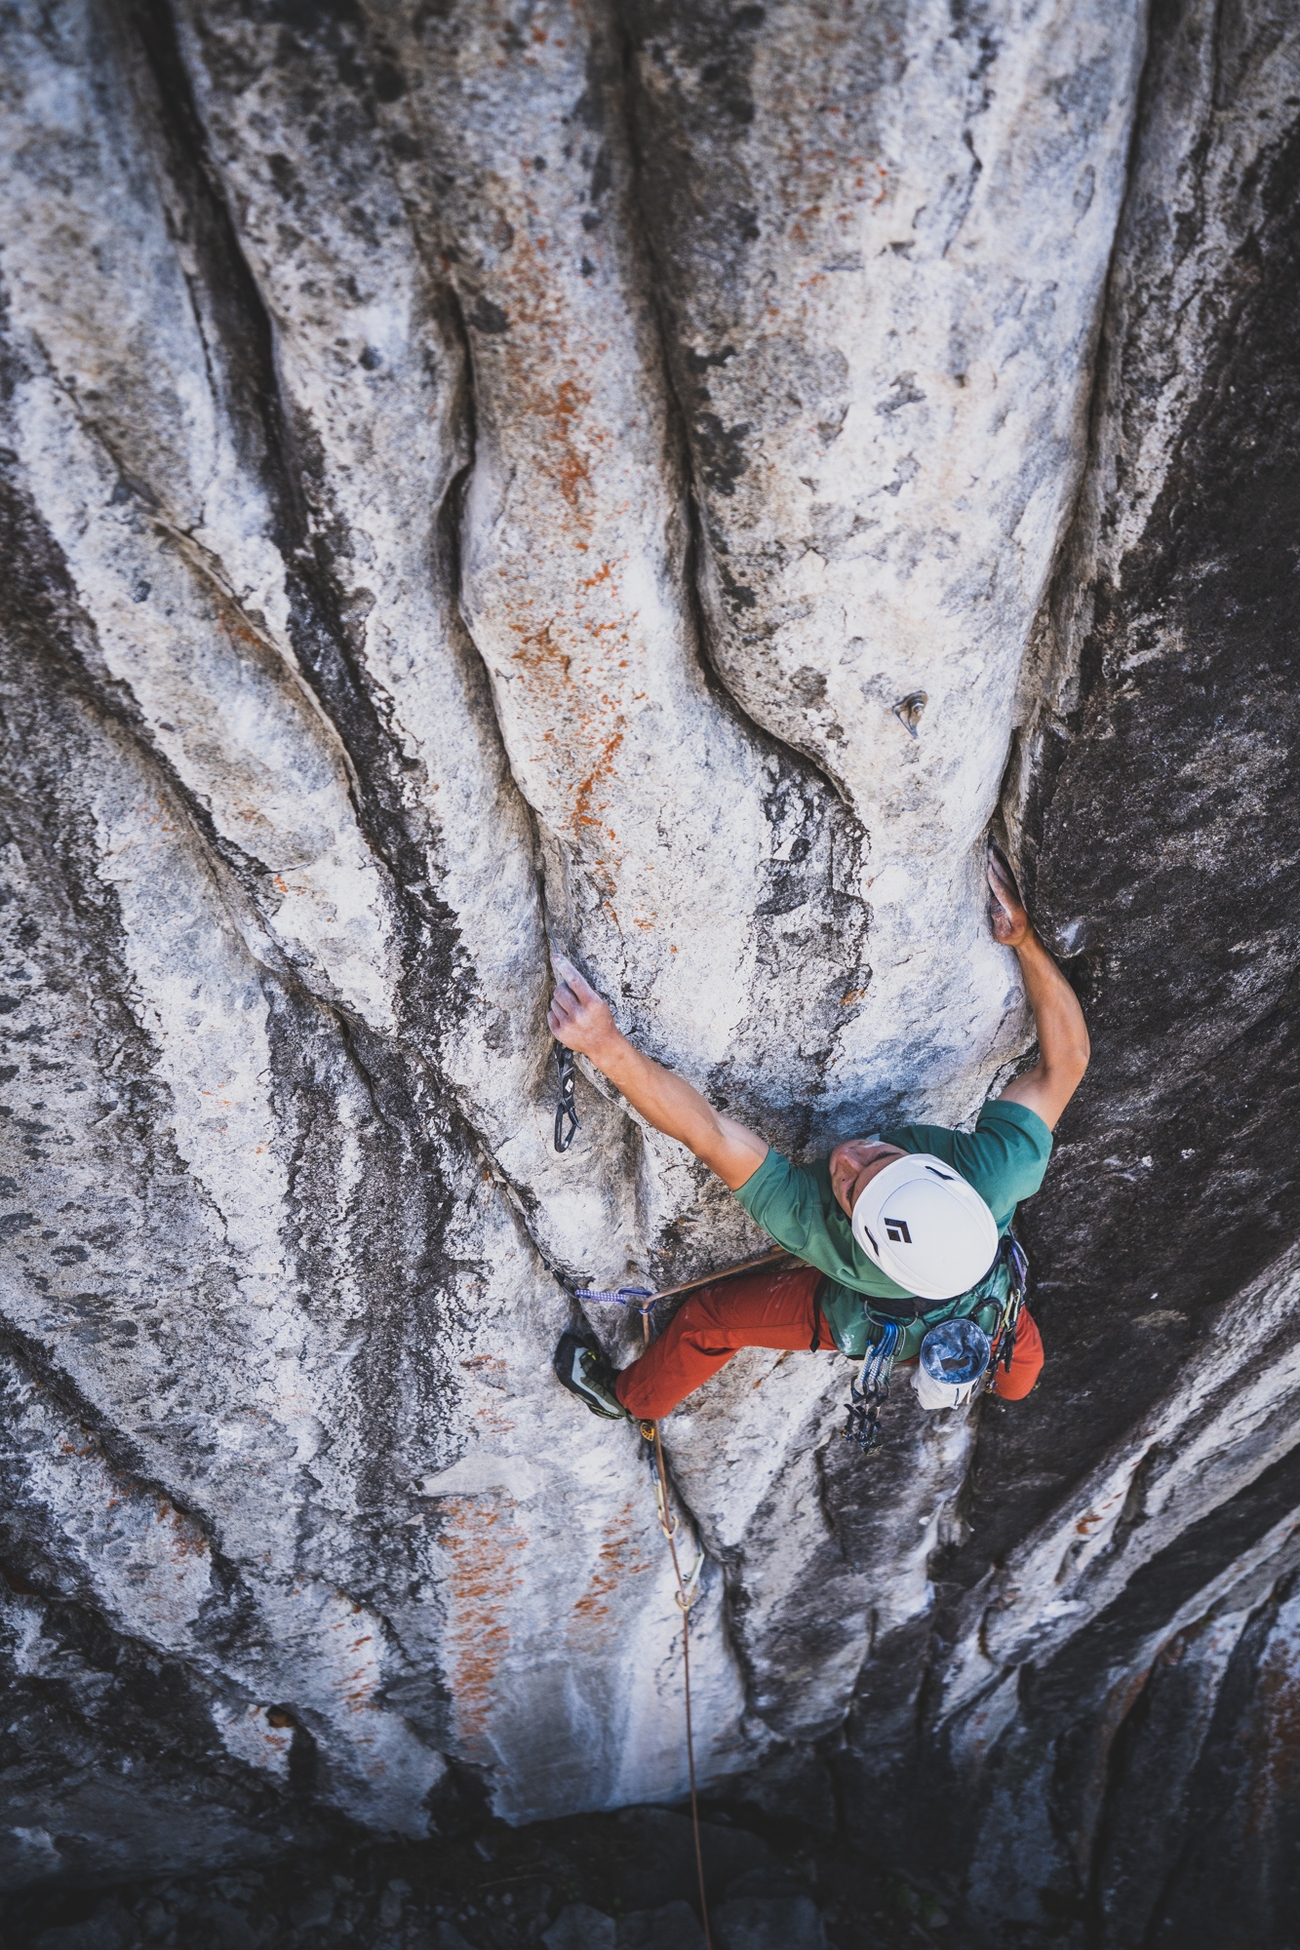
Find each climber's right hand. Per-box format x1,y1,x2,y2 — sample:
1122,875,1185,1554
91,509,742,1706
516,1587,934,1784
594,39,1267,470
548,957,621,1064
549,955,768,1188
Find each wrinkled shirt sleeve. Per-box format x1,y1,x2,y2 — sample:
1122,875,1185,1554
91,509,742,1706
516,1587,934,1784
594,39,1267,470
731,1148,844,1277
882,1099,1052,1229
961,1100,1053,1211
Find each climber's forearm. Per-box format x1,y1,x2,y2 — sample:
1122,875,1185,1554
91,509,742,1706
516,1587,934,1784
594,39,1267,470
578,1030,769,1192
1018,932,1090,1073
999,931,1091,1130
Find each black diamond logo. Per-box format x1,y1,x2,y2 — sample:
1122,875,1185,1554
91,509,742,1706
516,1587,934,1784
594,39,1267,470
884,1217,912,1244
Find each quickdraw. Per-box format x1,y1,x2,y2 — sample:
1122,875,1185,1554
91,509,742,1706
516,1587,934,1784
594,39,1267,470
991,1232,1029,1376
553,1041,579,1152
844,1318,902,1454
575,1284,657,1318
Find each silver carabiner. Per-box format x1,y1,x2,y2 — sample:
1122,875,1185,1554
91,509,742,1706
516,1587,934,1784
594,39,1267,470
554,1041,579,1152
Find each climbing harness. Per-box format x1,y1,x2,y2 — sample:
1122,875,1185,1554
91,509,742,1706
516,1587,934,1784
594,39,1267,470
553,1041,579,1152
840,1231,1031,1444
844,1318,901,1455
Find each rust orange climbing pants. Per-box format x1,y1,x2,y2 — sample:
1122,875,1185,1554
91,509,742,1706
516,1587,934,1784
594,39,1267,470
613,1260,1043,1421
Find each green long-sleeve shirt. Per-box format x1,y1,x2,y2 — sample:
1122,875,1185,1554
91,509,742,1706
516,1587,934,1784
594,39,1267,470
732,1099,1052,1358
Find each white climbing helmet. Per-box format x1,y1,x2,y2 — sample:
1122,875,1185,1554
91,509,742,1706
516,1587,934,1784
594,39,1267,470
851,1154,999,1300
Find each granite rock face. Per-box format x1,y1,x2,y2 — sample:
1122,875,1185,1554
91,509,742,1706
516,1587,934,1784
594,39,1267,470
1,0,1298,1942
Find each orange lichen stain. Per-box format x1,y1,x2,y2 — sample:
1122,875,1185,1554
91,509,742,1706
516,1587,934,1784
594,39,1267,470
573,730,624,837
552,385,593,507
219,610,270,656
568,1499,653,1649
438,1494,528,1762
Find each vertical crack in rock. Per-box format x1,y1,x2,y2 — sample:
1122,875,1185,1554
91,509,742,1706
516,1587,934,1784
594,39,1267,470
609,0,1146,1786
892,0,1166,1809
963,0,1300,1564
610,0,879,1137
615,0,1148,1127
859,6,1300,1930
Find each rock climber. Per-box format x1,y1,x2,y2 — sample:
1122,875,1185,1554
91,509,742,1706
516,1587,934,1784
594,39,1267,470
552,851,1089,1425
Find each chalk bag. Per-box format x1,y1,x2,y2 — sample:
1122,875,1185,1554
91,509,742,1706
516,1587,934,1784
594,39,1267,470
913,1316,991,1411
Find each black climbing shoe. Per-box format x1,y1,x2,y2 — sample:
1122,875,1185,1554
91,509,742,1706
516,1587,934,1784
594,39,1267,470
554,1331,628,1420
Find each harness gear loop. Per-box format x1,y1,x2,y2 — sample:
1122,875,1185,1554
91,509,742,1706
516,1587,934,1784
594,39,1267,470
553,1041,579,1153
844,1318,901,1454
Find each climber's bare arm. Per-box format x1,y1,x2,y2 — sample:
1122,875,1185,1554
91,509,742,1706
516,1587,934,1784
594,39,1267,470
547,958,769,1191
987,853,1091,1132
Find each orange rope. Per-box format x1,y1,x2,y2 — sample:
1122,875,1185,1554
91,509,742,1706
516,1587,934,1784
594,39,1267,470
640,1310,712,1950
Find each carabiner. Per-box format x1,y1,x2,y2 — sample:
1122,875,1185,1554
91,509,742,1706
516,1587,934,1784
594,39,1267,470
553,1041,580,1152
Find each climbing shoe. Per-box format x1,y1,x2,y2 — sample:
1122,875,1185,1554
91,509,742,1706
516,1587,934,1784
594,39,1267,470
553,1331,629,1420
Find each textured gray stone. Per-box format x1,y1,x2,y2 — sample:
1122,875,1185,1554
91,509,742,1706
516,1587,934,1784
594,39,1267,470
712,1894,826,1950
542,1906,617,1950
618,1903,706,1950
27,1902,138,1950
616,1809,769,1912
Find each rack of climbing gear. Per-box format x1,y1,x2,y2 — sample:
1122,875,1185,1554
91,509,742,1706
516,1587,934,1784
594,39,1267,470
990,1232,1029,1378
844,1318,902,1455
553,1040,579,1152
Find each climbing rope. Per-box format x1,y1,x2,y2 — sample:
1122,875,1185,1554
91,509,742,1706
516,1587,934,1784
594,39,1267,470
636,1303,712,1950
569,1250,804,1945
572,1282,711,1943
